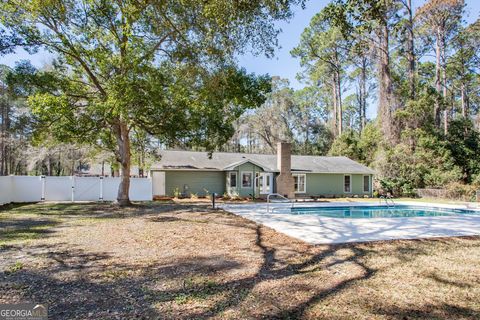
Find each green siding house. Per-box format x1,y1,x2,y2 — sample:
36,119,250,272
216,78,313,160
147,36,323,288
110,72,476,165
150,144,374,199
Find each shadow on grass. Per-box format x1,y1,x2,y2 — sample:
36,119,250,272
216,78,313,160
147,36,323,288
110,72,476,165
0,218,60,244
0,202,214,219
0,202,38,212
139,229,480,319
373,303,479,319
0,202,221,246
428,273,473,289
1,203,479,319
1,243,244,319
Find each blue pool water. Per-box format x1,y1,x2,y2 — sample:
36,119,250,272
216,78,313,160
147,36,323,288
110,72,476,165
290,205,479,219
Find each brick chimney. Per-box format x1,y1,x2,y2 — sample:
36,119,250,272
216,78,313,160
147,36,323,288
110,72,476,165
276,142,295,198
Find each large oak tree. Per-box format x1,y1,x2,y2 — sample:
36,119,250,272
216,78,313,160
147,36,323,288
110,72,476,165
0,0,302,205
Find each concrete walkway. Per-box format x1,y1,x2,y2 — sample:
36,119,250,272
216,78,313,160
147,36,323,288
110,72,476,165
220,202,480,244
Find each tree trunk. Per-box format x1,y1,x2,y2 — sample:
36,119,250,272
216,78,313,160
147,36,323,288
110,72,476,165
333,48,343,136
461,82,469,117
47,156,52,176
442,39,448,135
0,98,10,176
0,101,4,176
360,57,367,131
458,37,469,118
332,75,338,136
357,86,363,131
114,119,132,206
304,123,310,155
434,29,442,128
378,23,394,139
336,69,343,135
406,0,415,99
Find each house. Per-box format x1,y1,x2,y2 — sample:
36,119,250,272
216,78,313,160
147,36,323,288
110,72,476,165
150,142,375,198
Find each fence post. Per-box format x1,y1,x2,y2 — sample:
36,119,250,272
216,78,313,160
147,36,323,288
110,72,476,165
41,176,46,201
99,176,104,201
71,176,75,202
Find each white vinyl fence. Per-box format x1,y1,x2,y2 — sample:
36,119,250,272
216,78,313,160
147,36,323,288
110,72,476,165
0,176,152,205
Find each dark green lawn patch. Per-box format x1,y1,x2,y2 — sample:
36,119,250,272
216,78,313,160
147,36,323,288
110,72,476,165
0,217,60,245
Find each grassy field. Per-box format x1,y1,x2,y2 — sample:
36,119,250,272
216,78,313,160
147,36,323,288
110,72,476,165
1,202,479,319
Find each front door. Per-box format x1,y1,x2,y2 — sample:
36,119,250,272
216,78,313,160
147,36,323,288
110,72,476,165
258,173,273,194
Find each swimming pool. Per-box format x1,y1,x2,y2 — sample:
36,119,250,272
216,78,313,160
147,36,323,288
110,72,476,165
291,205,480,219
222,202,480,243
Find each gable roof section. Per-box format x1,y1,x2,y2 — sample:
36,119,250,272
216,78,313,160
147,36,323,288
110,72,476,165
152,150,375,174
222,159,274,171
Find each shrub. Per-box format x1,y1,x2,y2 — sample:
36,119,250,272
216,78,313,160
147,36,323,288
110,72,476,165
471,174,480,187
173,187,181,199
222,192,231,200
444,182,477,201
373,132,462,197
203,188,211,200
229,190,240,200
190,193,198,200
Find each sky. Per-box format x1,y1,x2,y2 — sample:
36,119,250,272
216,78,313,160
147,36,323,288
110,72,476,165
238,0,480,90
1,0,479,91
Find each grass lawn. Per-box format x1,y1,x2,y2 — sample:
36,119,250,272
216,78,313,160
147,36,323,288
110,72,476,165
174,196,477,206
1,202,479,319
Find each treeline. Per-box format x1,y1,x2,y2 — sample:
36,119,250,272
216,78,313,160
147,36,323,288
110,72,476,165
226,0,480,196
0,62,157,176
0,63,86,175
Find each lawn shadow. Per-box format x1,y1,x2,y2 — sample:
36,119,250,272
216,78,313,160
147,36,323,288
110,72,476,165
0,202,39,212
0,202,216,221
139,225,477,319
2,242,247,319
427,272,473,289
1,244,160,319
2,203,479,319
373,303,479,319
0,218,61,244
135,225,380,319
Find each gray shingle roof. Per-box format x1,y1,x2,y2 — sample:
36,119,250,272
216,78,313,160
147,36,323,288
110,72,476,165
152,150,375,174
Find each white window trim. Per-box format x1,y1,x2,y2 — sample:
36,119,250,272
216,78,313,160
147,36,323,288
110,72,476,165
363,175,370,193
344,174,352,193
293,173,306,194
229,172,237,188
241,171,253,188
258,172,273,194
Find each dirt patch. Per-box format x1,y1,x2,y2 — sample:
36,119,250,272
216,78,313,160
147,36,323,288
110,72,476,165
0,202,479,319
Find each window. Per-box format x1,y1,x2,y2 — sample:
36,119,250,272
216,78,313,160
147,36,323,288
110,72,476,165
344,175,351,193
229,172,237,188
293,174,306,193
265,174,271,193
241,172,252,188
363,175,370,192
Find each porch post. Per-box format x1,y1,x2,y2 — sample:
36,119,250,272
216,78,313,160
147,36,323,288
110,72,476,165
252,167,255,200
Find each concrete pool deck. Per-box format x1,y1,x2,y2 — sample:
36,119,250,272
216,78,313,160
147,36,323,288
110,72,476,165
220,201,480,244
